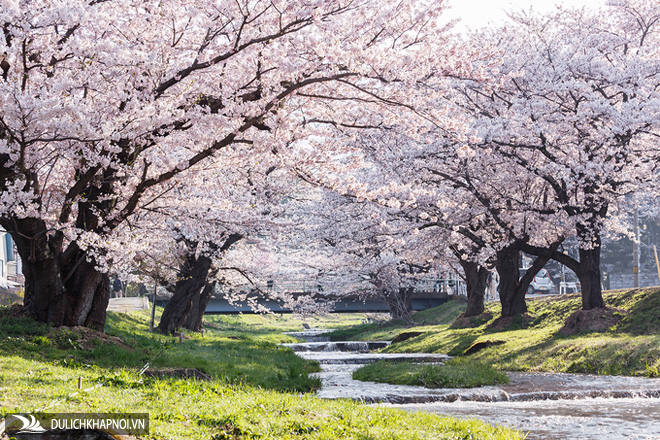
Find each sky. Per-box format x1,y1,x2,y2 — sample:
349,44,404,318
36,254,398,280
442,0,608,32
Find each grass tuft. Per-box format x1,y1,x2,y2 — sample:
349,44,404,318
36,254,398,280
353,358,509,389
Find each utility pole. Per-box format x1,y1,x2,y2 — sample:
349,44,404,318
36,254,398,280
150,280,158,332
633,209,640,288
653,245,660,283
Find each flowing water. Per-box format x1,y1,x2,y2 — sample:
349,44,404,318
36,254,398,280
281,341,392,352
393,397,660,440
286,330,660,439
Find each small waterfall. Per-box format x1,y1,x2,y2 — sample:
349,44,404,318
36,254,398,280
309,354,448,365
507,388,660,402
369,388,660,405
282,341,391,352
343,342,372,352
304,335,332,342
283,330,332,342
322,343,339,352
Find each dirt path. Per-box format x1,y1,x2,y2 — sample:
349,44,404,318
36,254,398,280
106,297,150,312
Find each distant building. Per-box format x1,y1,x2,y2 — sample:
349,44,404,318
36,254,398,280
0,229,23,288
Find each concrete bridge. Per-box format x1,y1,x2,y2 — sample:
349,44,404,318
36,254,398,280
153,277,463,314
155,294,450,314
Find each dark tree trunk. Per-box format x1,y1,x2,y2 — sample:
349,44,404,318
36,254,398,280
496,247,527,318
458,260,488,317
1,171,121,330
182,281,216,332
540,222,606,311
62,251,110,329
575,227,606,310
496,244,554,318
3,217,66,325
158,254,212,334
159,234,241,334
182,283,202,332
1,217,110,330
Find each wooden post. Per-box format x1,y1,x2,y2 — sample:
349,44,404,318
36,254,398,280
654,245,660,282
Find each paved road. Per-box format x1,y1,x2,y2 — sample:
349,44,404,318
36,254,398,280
485,292,566,301
106,296,150,312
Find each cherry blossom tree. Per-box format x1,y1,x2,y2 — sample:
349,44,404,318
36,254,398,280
425,148,566,317
0,0,455,329
452,1,660,311
111,150,316,332
355,127,565,318
294,152,459,321
153,156,277,333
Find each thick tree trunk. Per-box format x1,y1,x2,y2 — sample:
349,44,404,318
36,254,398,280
1,217,110,330
158,254,212,334
576,233,606,310
182,281,216,332
496,247,527,318
3,217,66,324
458,260,488,317
159,234,241,333
62,251,110,329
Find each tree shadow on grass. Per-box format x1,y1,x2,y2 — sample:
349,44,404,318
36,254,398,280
0,310,322,392
612,289,660,335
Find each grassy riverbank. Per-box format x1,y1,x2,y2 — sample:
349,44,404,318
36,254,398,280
331,288,660,378
0,306,523,440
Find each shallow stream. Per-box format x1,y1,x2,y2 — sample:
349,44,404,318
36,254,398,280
286,330,660,439
395,397,660,440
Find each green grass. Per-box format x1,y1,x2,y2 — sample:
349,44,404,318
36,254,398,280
353,358,509,389
0,307,320,392
0,306,523,440
203,312,378,335
330,289,660,378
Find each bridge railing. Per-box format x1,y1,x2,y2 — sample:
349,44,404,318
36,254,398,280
217,276,465,297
